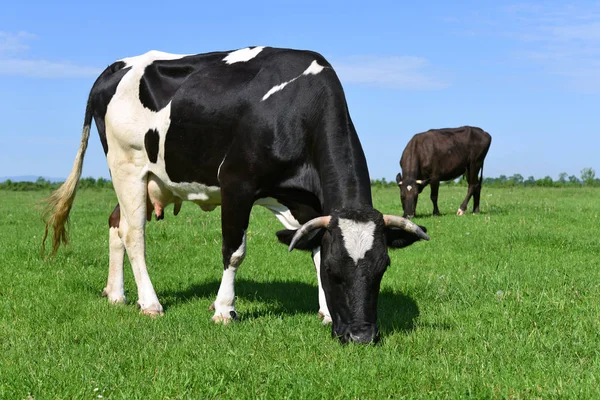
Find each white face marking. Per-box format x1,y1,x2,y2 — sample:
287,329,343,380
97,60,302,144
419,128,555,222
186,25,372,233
407,185,413,192
223,46,266,65
254,197,301,229
261,60,325,101
337,219,376,263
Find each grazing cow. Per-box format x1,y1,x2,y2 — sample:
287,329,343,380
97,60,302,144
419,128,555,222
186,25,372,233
396,126,492,218
42,46,429,344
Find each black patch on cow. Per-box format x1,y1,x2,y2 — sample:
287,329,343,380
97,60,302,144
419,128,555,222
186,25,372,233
144,129,160,163
90,61,131,155
139,62,196,112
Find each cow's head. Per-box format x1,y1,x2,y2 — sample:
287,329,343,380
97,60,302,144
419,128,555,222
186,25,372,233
277,207,429,344
396,173,427,218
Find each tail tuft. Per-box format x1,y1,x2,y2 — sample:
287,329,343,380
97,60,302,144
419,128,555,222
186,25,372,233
41,98,93,258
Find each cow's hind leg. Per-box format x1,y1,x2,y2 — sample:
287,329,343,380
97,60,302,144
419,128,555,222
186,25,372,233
111,168,163,316
458,166,481,216
102,204,126,304
211,185,253,324
472,177,483,214
471,160,486,214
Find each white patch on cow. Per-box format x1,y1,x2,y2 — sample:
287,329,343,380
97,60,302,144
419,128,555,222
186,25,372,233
407,185,413,192
106,50,224,213
338,218,376,263
262,80,296,101
223,46,266,65
119,50,189,68
230,231,247,268
104,227,126,304
170,182,221,202
302,60,324,76
212,231,247,321
212,267,237,320
261,60,326,101
254,197,301,229
217,155,226,183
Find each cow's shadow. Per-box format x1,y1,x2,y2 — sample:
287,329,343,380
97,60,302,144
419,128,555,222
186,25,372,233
160,278,420,336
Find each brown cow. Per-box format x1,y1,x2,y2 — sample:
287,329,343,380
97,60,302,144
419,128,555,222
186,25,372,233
396,126,492,218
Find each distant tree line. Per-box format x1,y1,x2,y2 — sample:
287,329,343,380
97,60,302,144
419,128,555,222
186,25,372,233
1,169,598,191
370,168,599,188
0,177,113,191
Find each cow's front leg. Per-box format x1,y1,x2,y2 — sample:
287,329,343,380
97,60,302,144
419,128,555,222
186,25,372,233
211,187,252,324
312,247,332,325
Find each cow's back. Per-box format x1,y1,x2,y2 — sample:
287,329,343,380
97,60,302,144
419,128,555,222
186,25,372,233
88,46,359,207
400,126,491,181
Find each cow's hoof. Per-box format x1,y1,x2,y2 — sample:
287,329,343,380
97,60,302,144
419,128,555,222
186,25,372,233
140,309,164,318
212,311,238,324
101,288,126,304
456,209,465,216
318,311,332,325
137,301,164,317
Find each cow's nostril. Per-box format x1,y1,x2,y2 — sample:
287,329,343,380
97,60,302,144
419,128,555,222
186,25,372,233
349,332,375,344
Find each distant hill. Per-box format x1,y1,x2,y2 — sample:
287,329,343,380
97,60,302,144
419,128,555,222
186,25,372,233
0,175,65,183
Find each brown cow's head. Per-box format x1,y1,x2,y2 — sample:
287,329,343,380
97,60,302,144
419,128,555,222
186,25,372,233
396,173,427,218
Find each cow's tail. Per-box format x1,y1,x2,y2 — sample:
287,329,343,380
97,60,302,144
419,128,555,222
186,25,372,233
479,162,485,185
41,96,93,257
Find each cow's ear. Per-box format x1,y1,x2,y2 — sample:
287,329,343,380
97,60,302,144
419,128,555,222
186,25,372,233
396,172,402,185
385,225,428,249
276,229,325,252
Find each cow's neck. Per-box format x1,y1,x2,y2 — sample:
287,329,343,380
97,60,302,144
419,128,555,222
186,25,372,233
315,123,373,213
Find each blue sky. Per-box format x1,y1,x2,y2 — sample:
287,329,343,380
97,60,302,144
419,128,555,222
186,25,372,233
0,1,598,181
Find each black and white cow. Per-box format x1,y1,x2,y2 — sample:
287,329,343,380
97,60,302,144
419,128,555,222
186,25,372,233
43,46,429,344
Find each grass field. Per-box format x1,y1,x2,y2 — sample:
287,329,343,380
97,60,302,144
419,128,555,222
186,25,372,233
1,186,599,399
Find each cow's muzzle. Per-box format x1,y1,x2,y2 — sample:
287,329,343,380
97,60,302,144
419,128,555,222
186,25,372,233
337,324,380,344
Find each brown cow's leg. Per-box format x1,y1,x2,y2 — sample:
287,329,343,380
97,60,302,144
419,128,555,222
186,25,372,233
472,161,485,213
458,165,482,215
430,180,441,216
458,169,473,215
472,180,482,213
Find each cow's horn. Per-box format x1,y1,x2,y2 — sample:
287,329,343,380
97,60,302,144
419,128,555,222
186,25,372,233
415,180,424,184
383,215,430,241
288,216,331,251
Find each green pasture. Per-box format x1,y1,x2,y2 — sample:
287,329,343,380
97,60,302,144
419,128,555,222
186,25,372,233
1,186,599,399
